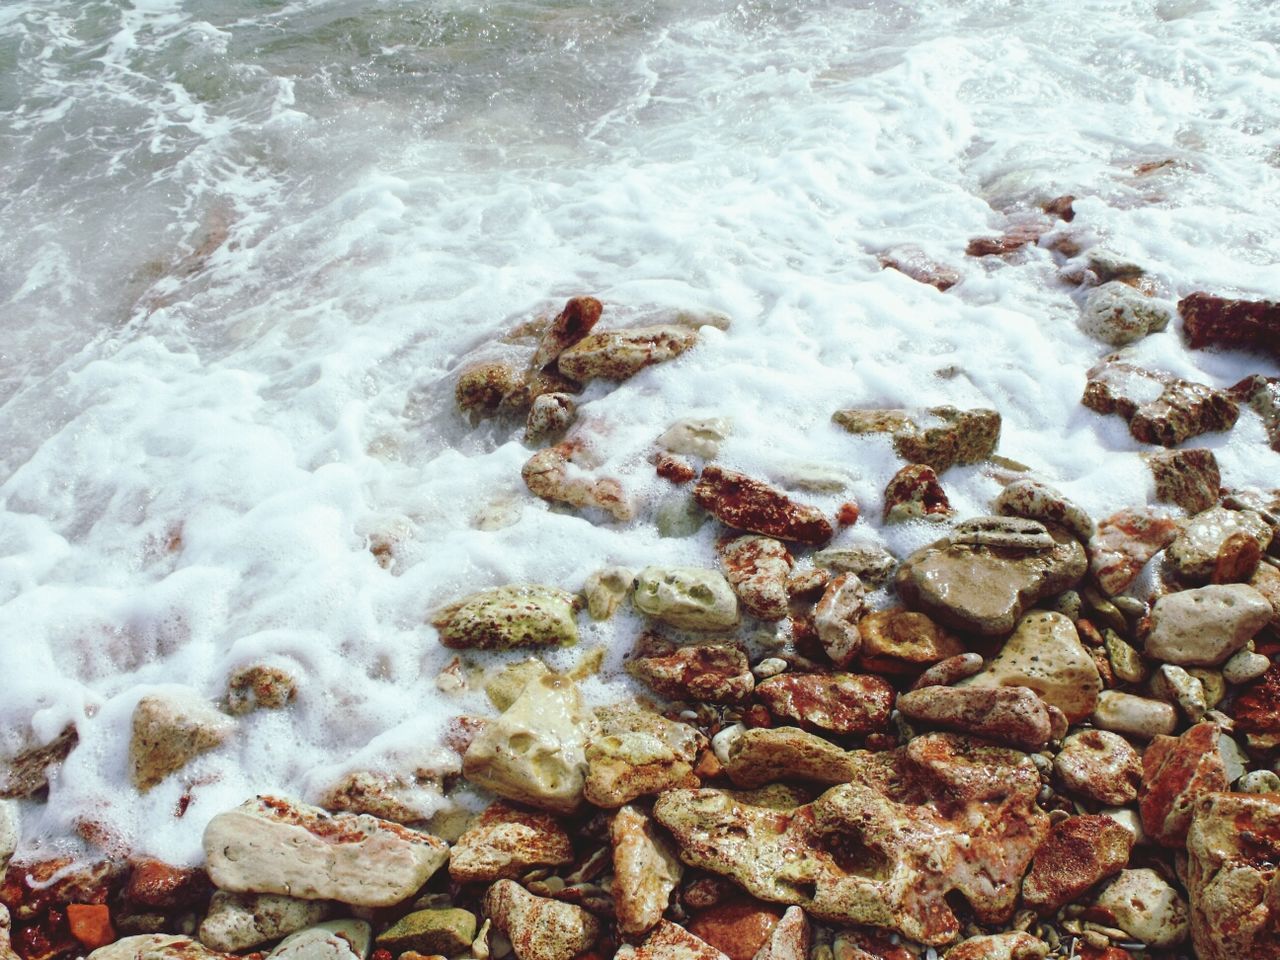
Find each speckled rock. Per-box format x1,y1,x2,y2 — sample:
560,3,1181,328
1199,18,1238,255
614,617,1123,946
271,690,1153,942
756,673,893,735
584,710,703,807
944,933,1048,960
226,665,297,715
694,466,833,546
857,607,963,675
1093,868,1189,949
1151,663,1209,721
317,753,460,824
584,567,632,621
951,516,1055,551
1021,815,1133,914
88,936,236,960
1231,664,1280,734
463,671,590,813
912,652,986,690
269,921,371,960
1079,281,1171,345
202,796,448,907
897,684,1052,750
627,641,755,704
448,802,573,884
896,525,1087,636
723,727,862,788
1167,507,1273,583
659,418,731,459
530,297,602,369
434,585,580,650
633,566,740,631
1231,374,1280,450
455,361,524,417
618,921,730,960
482,880,600,960
1140,721,1233,847
718,535,793,621
1213,532,1264,585
994,478,1095,542
524,393,576,444
814,546,897,585
813,573,866,667
687,901,782,960
834,406,1001,472
198,892,330,952
882,464,952,523
1144,448,1220,514
130,692,234,792
1053,730,1141,806
0,804,15,877
1089,508,1180,595
653,734,1048,945
0,725,77,799
1145,583,1271,666
1091,691,1177,740
376,910,476,956
1082,357,1239,446
752,907,809,960
1179,290,1280,356
612,805,683,936
1186,791,1280,960
522,440,633,521
556,324,697,382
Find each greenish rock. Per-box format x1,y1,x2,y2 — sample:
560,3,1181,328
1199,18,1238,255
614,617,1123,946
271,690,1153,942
433,585,580,650
376,909,477,956
633,567,739,631
1105,630,1148,685
655,494,708,538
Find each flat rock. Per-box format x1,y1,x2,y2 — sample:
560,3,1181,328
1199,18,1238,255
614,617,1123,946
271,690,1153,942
857,607,963,675
376,909,476,956
611,805,682,937
994,478,1095,542
1167,507,1273,583
1093,868,1189,949
833,406,1001,472
944,933,1047,960
267,920,371,960
1082,356,1238,446
584,710,703,807
1140,721,1232,847
633,566,740,631
1145,583,1271,666
1091,690,1177,740
88,936,236,960
556,324,697,382
619,921,730,960
1021,815,1133,914
718,536,793,621
694,466,833,546
130,693,233,792
896,684,1052,750
1089,507,1179,595
1179,291,1280,357
433,585,580,650
448,803,572,885
627,641,754,704
755,673,893,735
1144,449,1220,514
722,727,861,788
199,892,330,952
1052,730,1141,806
482,880,600,960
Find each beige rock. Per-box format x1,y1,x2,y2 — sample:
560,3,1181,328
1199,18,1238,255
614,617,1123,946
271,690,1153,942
226,664,297,715
525,392,576,444
627,641,755,704
994,478,1095,542
88,936,234,960
522,441,633,521
813,546,897,585
0,907,14,960
1224,648,1272,684
584,710,702,807
448,803,573,885
912,652,985,690
0,802,15,876
896,685,1052,750
612,805,683,936
633,566,740,631
813,573,865,667
1091,690,1177,739
584,567,633,621
199,891,331,952
316,750,460,824
130,692,234,792
722,727,861,788
1094,868,1189,948
267,921,371,960
1145,583,1272,666
482,879,600,960
963,611,1100,722
557,325,697,382
530,297,602,369
1079,280,1171,346
719,535,793,621
950,516,1055,551
659,418,731,459
1150,663,1209,721
1168,507,1272,583
463,672,590,813
1053,730,1141,806
858,607,963,675
432,584,580,650
944,933,1048,960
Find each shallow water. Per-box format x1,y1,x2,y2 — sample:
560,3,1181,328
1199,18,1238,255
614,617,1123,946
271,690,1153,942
1,0,1279,863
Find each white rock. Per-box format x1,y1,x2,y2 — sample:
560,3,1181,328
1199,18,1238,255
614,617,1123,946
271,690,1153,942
202,796,449,907
1094,868,1189,948
1167,507,1272,582
199,891,332,952
1223,648,1272,685
1238,770,1280,793
612,805,682,936
1091,691,1177,740
0,801,16,875
657,418,731,459
1078,281,1171,346
268,921,371,960
1150,664,1208,721
89,936,230,960
710,724,746,765
1145,584,1272,666
130,691,234,792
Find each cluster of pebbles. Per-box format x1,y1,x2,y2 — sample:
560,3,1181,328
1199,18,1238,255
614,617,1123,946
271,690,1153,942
4,218,1280,960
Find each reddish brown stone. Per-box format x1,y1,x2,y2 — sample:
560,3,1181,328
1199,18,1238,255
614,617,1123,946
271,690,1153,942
718,535,793,622
655,454,697,484
1180,291,1280,357
1089,508,1179,595
966,223,1046,257
882,464,951,523
836,502,860,527
1043,194,1076,221
124,859,211,910
877,249,961,292
1082,357,1239,447
1232,663,1280,734
694,467,833,546
449,802,573,884
1145,448,1220,514
627,642,754,704
531,296,603,369
835,930,914,960
1211,531,1263,584
755,673,893,735
686,900,782,960
1021,815,1133,914
1140,721,1230,847
856,608,963,675
1229,374,1280,451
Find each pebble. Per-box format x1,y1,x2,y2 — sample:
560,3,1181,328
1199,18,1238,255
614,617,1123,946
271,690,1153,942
633,566,740,631
752,658,788,679
1167,506,1272,583
1093,869,1189,949
1237,769,1280,793
1053,730,1142,806
1144,583,1272,666
1078,281,1171,346
1091,691,1177,739
0,802,16,876
910,652,985,690
1149,664,1208,721
896,684,1052,750
1223,648,1272,684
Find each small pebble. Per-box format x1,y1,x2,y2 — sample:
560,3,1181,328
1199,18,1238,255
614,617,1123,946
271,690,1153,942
1223,648,1272,684
752,657,788,679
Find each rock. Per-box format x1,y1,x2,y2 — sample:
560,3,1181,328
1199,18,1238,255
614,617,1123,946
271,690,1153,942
433,585,580,651
994,479,1095,542
755,673,893,735
882,464,952,523
694,466,833,546
813,574,865,667
202,796,447,907
896,685,1052,750
199,892,330,952
718,536,793,621
653,733,1048,945
857,608,963,675
1167,507,1273,583
633,566,740,631
1091,691,1177,740
1053,730,1141,806
1081,356,1239,446
583,710,703,807
658,418,732,459
1021,815,1133,914
226,665,297,715
1232,663,1280,733
813,546,897,585
583,567,632,621
530,297,603,369
1,906,16,960
317,756,460,824
687,901,782,960
522,440,632,521
482,880,600,960
619,921,730,960
268,920,371,960
1105,631,1147,684
124,860,210,911
1093,868,1189,949
1144,449,1220,514
1230,374,1280,450
944,933,1048,960
912,652,986,690
1186,790,1280,960
484,659,553,710
463,671,589,813
895,525,1087,636
878,247,961,291
456,361,525,417
1145,583,1271,666
833,406,1001,473
611,805,682,936
556,324,697,382
1089,508,1179,595
0,725,77,799
129,692,233,792
448,803,573,884
88,936,234,960
1151,664,1209,721
0,804,15,876
751,907,808,960
627,641,755,704
722,727,861,788
1079,281,1171,345
1239,770,1280,792
951,517,1055,551
524,393,576,444
832,929,913,960
376,909,476,956
966,226,1045,258
1179,291,1280,357
1212,532,1264,584
963,611,1101,722
1140,721,1233,847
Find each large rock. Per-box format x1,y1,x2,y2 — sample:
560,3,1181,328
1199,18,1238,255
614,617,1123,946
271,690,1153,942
202,796,448,907
1089,508,1179,595
755,673,893,735
1093,868,1189,949
88,936,235,960
832,406,1001,472
611,805,682,936
130,692,234,792
1179,291,1280,357
1052,730,1141,806
432,585,580,650
896,685,1052,751
1082,356,1239,446
633,567,740,631
994,478,1094,542
482,880,600,960
376,909,477,956
199,892,330,952
722,727,862,788
627,641,754,704
1078,281,1170,345
584,710,703,807
694,466,833,546
856,607,962,675
522,440,633,521
448,802,573,884
1186,791,1280,960
895,523,1086,636
556,324,697,382
718,535,792,621
653,733,1048,945
1020,815,1133,914
1140,722,1234,847
1167,507,1273,583
1145,583,1271,666
268,920,371,960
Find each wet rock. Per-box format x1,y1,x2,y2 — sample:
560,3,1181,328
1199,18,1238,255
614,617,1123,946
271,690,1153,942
687,901,782,960
1140,721,1233,847
202,796,448,907
317,756,459,824
557,324,697,382
653,733,1048,945
963,611,1101,722
895,525,1087,636
0,805,14,877
199,892,330,952
463,672,590,813
0,725,77,800
448,803,573,884
583,710,703,807
1179,291,1280,357
524,393,576,444
456,361,525,417
896,685,1052,750
944,933,1047,960
1239,770,1280,792
994,479,1095,542
1145,583,1271,666
1151,664,1209,721
659,418,732,459
966,226,1045,258
1081,357,1239,446
1232,664,1280,734
1167,507,1273,583
1186,790,1280,960
694,466,833,546
912,652,986,690
482,879,600,960
88,936,235,960
878,247,961,291
722,727,861,788
1212,532,1264,585
633,567,740,631
124,860,209,911
0,906,16,960
1093,868,1189,949
882,464,952,523
1089,508,1179,595
130,692,233,792
813,573,866,667
619,921,730,960
612,805,682,937
718,536,793,621
627,641,754,704
1079,281,1171,346
1091,690,1177,740
951,517,1055,551
751,907,807,960
583,567,632,622
1053,730,1141,806
530,297,603,370
1230,374,1280,450
1144,449,1220,514
857,607,963,675
522,440,633,521
268,920,371,960
833,406,1001,473
813,546,897,585
756,673,893,735
434,585,580,651
226,665,297,716
1022,815,1134,914
376,909,476,956
1223,647,1270,685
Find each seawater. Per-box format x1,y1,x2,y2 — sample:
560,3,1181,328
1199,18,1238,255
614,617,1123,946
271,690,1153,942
1,0,1279,863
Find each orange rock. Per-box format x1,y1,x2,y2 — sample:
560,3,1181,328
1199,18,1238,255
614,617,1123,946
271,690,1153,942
857,607,963,675
694,466,833,546
755,673,893,735
1211,531,1262,584
66,904,114,950
1232,663,1280,734
1021,815,1133,914
124,859,210,910
1140,721,1230,847
687,900,782,960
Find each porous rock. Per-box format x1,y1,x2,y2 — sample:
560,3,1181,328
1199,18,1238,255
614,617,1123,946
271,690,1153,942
882,464,952,523
1144,449,1220,514
556,324,697,382
482,879,600,960
376,909,477,956
1081,356,1238,446
1167,507,1273,583
524,393,576,444
994,478,1095,542
584,710,703,807
694,466,833,546
584,566,632,621
1145,583,1271,666
896,685,1052,751
198,892,330,953
722,727,861,788
1053,730,1141,806
832,406,1001,472
130,692,234,792
1021,815,1133,914
530,297,602,369
857,607,963,675
1079,281,1171,345
718,535,793,621
1088,508,1179,595
522,440,632,521
633,566,740,631
1093,868,1189,949
813,573,865,668
611,805,682,936
755,673,893,735
627,641,754,704
1140,721,1232,847
448,802,573,884
434,585,579,651
226,664,297,715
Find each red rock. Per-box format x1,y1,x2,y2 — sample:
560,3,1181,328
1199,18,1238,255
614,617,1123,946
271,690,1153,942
1140,721,1230,847
627,922,730,960
124,859,211,910
966,223,1046,257
65,904,113,950
531,296,603,369
656,454,697,484
1229,374,1280,451
836,502,860,526
627,642,754,704
1145,448,1220,514
755,673,893,735
449,802,573,884
1089,508,1179,595
882,464,952,523
834,930,913,960
1231,663,1280,734
878,248,961,291
1179,291,1280,357
694,466,833,546
1082,356,1239,447
687,900,782,960
1076,948,1132,960
1021,815,1133,914
718,535,793,622
1043,194,1076,221
1211,531,1263,584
